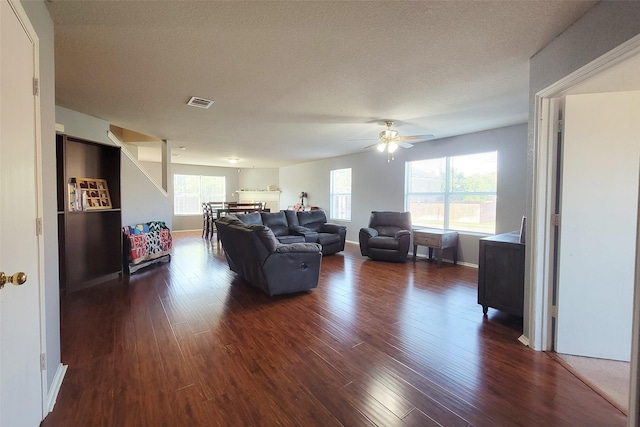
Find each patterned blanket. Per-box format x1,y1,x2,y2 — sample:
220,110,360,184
123,221,172,265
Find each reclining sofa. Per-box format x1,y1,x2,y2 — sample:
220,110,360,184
234,210,346,256
216,216,322,296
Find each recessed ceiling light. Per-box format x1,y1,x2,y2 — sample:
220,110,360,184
228,158,239,164
186,96,214,109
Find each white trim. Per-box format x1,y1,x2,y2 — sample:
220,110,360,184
539,33,640,98
630,169,640,427
45,364,67,413
107,130,169,197
518,334,530,347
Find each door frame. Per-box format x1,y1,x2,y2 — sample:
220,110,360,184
529,33,640,423
5,0,47,418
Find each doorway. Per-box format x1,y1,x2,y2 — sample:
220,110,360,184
532,40,640,419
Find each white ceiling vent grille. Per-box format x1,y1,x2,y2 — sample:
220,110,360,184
187,96,214,109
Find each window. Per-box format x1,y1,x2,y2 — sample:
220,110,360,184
406,151,497,233
330,168,351,220
173,174,225,215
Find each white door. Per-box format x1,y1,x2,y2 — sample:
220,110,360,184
0,0,44,425
556,91,640,361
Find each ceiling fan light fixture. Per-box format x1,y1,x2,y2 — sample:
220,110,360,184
380,129,399,140
376,142,387,152
387,142,398,153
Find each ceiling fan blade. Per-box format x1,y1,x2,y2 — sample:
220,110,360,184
398,141,414,149
399,134,435,141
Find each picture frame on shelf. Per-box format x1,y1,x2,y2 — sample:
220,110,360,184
69,177,112,211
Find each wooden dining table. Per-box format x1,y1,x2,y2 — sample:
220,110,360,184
215,207,270,219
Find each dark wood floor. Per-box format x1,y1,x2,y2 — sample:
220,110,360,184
41,231,626,427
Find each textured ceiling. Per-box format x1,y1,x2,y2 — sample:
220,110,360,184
47,0,597,168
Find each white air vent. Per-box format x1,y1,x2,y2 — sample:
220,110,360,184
187,96,214,109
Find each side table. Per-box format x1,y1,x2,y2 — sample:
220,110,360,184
412,228,459,267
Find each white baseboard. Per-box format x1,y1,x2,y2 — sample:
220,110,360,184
46,363,68,413
518,334,530,347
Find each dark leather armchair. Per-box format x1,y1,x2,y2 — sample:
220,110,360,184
359,211,412,262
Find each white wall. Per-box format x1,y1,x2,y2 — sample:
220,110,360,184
54,107,172,228
526,1,640,342
280,124,528,265
20,0,59,395
238,168,279,191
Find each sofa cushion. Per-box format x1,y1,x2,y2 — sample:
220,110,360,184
296,210,328,232
368,236,400,250
235,212,262,225
261,211,290,237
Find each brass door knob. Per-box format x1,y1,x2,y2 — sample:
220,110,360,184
0,272,27,290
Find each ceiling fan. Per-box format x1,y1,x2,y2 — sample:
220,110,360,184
368,121,435,162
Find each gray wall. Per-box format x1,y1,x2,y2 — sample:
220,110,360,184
526,1,640,341
21,0,59,395
280,123,528,265
55,107,172,228
139,160,163,185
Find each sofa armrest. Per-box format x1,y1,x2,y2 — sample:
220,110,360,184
360,227,378,238
395,229,411,239
358,227,378,256
289,226,319,243
275,242,322,253
320,223,346,235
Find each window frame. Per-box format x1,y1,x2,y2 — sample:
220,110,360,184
330,168,352,221
405,151,497,234
173,174,226,216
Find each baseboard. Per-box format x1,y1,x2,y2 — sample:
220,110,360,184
46,363,68,413
518,334,530,347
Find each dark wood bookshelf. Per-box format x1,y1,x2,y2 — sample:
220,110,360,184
56,134,122,293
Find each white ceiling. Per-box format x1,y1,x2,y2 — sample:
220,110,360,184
47,0,597,168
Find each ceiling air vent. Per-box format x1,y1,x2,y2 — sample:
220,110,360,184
187,96,214,109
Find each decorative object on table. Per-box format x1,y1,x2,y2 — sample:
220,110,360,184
299,191,308,207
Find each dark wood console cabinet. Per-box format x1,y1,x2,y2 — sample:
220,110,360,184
477,231,525,317
57,134,122,293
